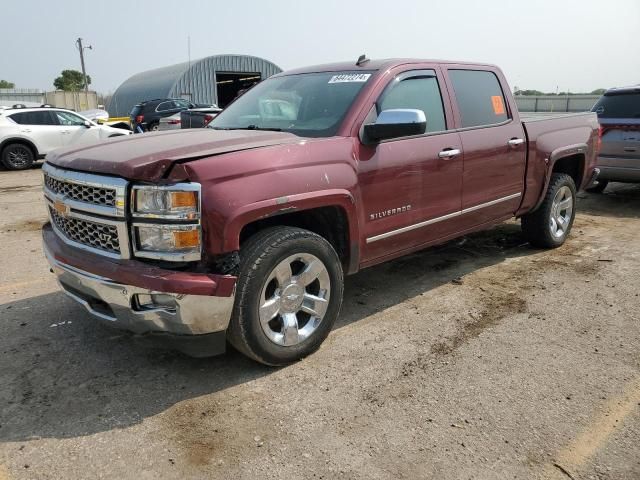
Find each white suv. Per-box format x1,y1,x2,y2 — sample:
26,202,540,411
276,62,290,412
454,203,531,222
0,107,132,170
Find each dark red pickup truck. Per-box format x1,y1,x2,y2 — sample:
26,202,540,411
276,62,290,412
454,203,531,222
42,58,600,365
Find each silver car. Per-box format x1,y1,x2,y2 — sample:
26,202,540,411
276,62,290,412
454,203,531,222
158,106,221,131
588,86,640,192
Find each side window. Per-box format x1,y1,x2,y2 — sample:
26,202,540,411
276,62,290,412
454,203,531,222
175,99,191,109
9,111,56,125
55,111,85,126
8,112,27,124
379,72,447,133
156,100,176,112
449,70,509,128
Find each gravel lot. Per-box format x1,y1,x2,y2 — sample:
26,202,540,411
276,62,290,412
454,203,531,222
0,165,638,480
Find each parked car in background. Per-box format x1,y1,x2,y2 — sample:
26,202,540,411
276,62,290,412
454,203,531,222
157,112,182,131
180,105,222,129
158,106,222,131
587,86,640,192
0,107,132,170
42,58,599,365
130,98,210,133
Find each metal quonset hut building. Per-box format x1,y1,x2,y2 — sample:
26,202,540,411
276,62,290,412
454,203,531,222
107,54,282,117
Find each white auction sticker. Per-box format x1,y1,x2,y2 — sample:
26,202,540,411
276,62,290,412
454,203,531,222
328,73,371,84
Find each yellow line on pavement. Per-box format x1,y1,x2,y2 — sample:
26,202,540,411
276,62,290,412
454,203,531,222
545,379,640,478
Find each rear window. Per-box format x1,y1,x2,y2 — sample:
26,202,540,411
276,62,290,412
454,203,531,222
449,70,509,128
130,105,143,116
592,93,640,118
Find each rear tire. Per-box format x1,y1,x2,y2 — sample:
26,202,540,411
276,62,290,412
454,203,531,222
585,179,608,193
148,122,159,132
227,226,344,366
1,143,35,170
522,173,576,248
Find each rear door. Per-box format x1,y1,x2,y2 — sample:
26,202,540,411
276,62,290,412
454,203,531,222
443,67,526,226
8,110,65,154
357,67,464,262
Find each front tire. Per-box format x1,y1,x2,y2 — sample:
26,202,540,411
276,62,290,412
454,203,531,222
522,173,576,248
1,143,35,170
228,226,344,366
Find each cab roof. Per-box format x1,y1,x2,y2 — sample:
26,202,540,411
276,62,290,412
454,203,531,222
275,58,499,76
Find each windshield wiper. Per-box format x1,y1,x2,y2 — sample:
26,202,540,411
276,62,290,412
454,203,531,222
210,125,284,132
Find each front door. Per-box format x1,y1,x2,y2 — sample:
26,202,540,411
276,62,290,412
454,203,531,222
357,68,463,263
53,111,101,147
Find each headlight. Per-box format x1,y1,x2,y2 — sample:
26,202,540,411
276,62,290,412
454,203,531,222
130,182,202,261
132,184,200,219
133,224,201,261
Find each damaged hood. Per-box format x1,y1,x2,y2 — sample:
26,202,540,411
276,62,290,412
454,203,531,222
45,129,301,181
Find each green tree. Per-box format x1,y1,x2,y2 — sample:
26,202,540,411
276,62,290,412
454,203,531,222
590,88,606,95
0,80,15,88
516,89,545,96
53,69,91,91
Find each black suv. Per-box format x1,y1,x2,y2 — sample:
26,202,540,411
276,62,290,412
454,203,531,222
130,98,201,133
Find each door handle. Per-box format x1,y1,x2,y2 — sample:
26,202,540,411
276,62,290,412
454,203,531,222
438,148,461,159
508,138,525,146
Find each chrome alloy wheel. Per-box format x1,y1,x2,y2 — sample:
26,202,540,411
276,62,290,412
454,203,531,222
7,147,30,168
549,185,574,238
258,253,331,347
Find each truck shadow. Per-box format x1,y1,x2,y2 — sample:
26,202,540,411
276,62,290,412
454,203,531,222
577,182,640,219
0,222,540,442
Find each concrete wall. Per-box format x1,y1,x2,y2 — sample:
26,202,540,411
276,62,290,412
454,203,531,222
0,88,98,110
515,95,600,113
44,91,98,111
0,88,44,106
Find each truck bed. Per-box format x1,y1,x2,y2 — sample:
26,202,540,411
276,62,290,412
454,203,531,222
517,111,599,214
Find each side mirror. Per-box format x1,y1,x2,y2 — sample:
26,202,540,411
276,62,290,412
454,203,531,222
363,109,427,143
83,120,92,128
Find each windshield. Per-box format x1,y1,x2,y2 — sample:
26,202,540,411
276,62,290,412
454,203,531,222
592,93,640,118
209,71,373,137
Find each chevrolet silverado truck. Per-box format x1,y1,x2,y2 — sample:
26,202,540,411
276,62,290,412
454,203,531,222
41,58,600,365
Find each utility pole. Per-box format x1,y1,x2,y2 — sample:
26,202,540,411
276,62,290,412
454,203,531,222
76,38,92,92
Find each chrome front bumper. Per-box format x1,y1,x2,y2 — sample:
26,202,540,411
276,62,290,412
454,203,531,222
44,246,235,337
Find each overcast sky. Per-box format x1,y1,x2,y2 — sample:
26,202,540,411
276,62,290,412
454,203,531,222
2,0,639,94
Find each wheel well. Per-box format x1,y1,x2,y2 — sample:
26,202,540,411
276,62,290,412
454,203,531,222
552,154,584,188
239,206,350,266
0,138,38,159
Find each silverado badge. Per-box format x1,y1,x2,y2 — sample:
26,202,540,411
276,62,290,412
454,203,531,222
370,204,412,221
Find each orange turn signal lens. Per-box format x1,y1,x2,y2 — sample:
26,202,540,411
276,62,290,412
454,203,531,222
170,191,198,209
172,229,200,249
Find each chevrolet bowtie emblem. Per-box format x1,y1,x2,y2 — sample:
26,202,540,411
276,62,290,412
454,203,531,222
54,199,70,217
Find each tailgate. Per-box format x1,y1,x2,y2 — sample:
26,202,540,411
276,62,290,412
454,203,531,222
598,118,640,159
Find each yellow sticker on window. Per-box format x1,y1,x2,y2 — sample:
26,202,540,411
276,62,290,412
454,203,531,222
491,96,505,115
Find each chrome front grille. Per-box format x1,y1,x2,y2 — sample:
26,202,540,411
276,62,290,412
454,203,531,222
43,163,130,259
44,173,116,207
49,206,121,254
